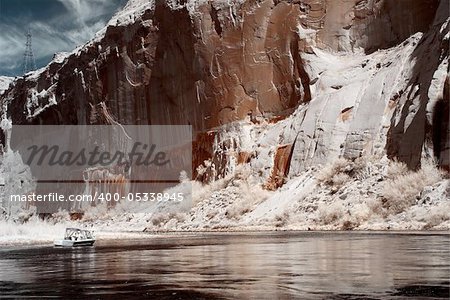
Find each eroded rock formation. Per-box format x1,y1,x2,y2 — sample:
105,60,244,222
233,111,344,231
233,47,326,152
0,0,448,185
0,76,12,96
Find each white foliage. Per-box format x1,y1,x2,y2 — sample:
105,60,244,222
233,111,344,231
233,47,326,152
0,151,36,218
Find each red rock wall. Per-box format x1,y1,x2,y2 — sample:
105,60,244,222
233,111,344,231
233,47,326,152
0,0,447,181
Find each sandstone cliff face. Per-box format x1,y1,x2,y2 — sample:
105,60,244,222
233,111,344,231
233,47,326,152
0,0,448,184
314,0,440,52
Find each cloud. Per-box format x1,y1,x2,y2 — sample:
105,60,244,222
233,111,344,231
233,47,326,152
0,0,125,76
0,23,33,73
57,0,119,22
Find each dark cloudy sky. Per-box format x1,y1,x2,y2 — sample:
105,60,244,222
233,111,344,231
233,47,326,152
0,0,127,76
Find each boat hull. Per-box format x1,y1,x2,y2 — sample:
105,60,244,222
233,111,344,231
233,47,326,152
54,239,95,247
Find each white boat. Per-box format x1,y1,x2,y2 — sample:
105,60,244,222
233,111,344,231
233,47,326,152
54,228,95,247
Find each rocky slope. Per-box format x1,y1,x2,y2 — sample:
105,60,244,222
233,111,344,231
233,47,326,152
0,76,13,96
0,0,449,230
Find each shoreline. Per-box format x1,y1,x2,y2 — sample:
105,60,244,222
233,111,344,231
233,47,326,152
1,229,448,248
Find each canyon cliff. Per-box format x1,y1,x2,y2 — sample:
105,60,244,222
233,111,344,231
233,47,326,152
0,0,448,230
1,0,448,180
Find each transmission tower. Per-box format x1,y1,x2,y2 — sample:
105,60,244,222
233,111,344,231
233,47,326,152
23,29,36,74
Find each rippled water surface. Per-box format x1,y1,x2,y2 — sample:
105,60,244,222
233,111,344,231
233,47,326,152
0,232,449,299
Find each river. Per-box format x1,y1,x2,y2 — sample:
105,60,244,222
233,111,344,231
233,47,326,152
0,232,448,299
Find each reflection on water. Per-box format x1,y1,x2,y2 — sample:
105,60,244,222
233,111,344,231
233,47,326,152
0,232,448,299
